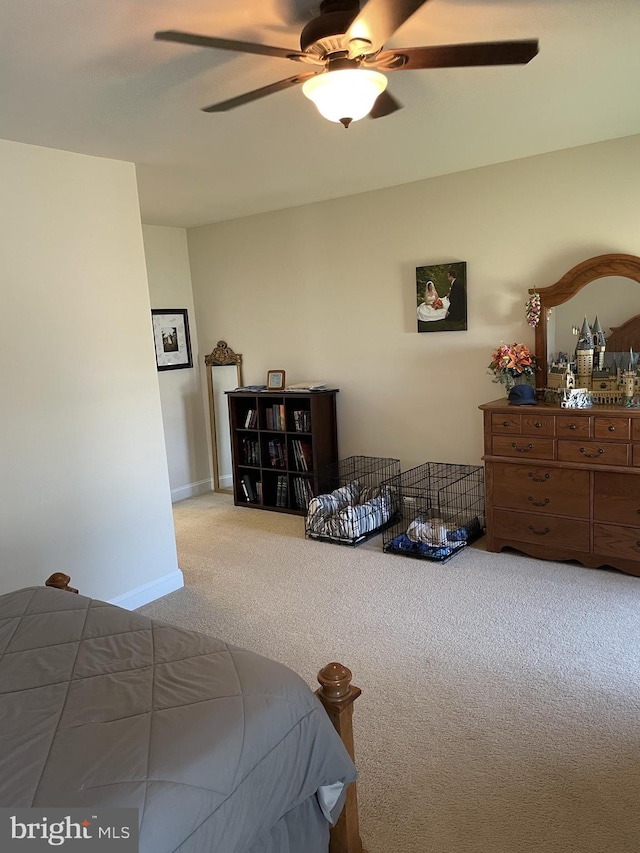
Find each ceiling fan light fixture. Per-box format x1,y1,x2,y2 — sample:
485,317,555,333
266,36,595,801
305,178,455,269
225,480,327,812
302,69,387,126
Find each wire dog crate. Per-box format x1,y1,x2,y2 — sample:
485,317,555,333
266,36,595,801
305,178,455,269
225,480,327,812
306,455,401,546
382,462,485,562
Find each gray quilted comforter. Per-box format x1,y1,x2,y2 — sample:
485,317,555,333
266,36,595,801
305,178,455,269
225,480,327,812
0,587,357,852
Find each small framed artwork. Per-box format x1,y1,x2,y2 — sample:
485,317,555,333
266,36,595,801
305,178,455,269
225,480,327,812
416,261,467,333
266,369,286,391
151,309,193,371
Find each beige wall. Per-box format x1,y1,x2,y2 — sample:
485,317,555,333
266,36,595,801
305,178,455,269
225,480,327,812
143,225,211,500
186,135,640,470
0,139,180,604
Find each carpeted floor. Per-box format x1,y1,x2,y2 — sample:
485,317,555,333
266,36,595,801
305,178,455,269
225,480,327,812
139,491,640,853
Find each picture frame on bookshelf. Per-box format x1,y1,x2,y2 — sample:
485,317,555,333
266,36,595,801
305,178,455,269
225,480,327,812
416,261,467,333
151,308,193,370
266,369,286,391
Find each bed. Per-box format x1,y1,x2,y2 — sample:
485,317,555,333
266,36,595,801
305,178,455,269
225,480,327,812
0,580,362,853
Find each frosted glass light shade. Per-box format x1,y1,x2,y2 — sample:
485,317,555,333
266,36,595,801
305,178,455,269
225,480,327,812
302,69,388,124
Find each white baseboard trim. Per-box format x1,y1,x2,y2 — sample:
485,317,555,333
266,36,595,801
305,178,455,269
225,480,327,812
218,473,233,490
109,569,185,610
171,478,213,503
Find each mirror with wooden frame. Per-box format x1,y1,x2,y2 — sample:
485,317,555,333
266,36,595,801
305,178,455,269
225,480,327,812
530,253,640,390
205,341,244,492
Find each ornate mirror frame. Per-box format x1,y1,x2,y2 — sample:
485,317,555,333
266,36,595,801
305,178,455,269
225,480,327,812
205,341,244,492
529,253,640,389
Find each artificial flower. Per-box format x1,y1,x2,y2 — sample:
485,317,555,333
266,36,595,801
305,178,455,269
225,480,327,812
525,291,541,327
488,343,537,389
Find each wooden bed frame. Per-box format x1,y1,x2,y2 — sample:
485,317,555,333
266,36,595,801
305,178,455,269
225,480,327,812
45,573,366,853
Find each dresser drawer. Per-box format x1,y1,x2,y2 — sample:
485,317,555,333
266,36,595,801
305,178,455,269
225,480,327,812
634,445,640,468
491,436,554,460
556,415,590,438
491,413,521,434
594,416,630,440
521,414,555,436
633,419,640,441
557,441,629,466
594,472,640,525
492,462,589,517
494,509,590,551
594,523,640,561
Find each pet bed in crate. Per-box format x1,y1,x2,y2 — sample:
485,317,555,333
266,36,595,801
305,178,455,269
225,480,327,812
306,456,400,545
382,462,485,562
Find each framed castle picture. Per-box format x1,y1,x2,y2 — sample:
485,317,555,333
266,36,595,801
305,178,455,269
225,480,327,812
416,261,467,333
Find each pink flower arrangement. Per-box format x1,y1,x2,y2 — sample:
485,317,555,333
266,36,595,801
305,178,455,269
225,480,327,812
525,291,541,327
488,343,536,388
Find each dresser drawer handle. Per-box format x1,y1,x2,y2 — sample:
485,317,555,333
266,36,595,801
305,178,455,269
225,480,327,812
608,425,616,432
528,525,550,536
534,422,542,428
512,443,533,452
502,421,511,427
569,424,577,430
528,497,550,506
580,447,604,458
528,472,550,482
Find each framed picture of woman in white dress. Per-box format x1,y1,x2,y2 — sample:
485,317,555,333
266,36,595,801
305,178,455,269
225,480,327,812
416,261,467,333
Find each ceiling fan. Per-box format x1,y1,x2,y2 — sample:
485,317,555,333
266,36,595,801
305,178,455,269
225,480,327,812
155,0,538,128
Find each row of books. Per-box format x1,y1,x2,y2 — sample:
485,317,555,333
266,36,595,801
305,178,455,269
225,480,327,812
267,439,286,469
241,438,259,466
290,439,312,471
241,438,312,470
292,409,312,432
238,473,313,509
241,406,312,433
243,408,259,428
292,476,314,510
240,474,261,503
265,404,286,431
275,475,288,507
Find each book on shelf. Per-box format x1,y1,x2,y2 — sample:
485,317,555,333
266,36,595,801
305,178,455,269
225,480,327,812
276,474,288,507
242,474,257,502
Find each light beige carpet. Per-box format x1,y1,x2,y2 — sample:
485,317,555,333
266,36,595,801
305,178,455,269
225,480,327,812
139,492,640,853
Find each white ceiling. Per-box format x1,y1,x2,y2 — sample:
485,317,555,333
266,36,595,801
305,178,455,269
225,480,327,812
1,0,639,227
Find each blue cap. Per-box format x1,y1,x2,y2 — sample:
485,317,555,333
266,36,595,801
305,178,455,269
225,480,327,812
508,384,538,406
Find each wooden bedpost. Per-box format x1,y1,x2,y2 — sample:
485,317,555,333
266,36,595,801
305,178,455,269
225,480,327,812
317,663,366,853
45,573,78,594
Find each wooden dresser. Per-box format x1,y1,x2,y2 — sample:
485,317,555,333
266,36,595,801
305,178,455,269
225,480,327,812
480,398,640,577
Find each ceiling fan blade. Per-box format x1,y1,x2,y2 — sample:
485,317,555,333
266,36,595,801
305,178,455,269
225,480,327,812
346,0,431,55
201,72,320,112
379,39,539,70
154,30,315,63
369,89,403,119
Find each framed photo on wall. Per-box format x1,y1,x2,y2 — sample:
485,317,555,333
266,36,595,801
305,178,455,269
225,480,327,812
152,308,193,371
416,261,467,333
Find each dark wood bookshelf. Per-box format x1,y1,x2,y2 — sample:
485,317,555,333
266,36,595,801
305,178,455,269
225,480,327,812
226,389,339,515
